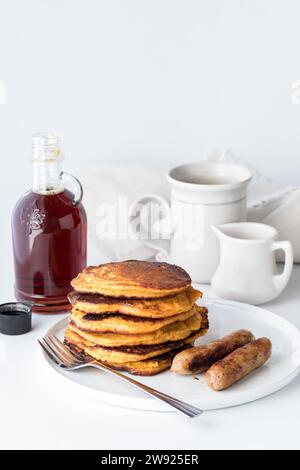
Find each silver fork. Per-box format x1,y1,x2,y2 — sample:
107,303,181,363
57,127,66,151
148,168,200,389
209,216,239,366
38,334,204,418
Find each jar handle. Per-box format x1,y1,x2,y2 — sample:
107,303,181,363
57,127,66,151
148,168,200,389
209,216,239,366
272,240,294,294
128,193,172,262
61,171,83,206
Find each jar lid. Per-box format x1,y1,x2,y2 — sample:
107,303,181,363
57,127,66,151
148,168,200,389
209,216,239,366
0,303,32,335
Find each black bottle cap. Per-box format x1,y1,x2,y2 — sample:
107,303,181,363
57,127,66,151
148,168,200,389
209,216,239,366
0,303,32,335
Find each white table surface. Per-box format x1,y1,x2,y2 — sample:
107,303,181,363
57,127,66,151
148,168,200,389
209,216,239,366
1,175,300,450
0,262,299,451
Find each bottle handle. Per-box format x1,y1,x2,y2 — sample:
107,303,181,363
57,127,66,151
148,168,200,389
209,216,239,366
61,171,83,206
272,240,294,294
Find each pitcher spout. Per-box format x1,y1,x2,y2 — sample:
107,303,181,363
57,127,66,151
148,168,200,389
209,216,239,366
211,225,225,240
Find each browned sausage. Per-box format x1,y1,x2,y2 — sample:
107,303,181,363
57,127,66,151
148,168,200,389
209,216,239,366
171,329,255,375
205,337,272,391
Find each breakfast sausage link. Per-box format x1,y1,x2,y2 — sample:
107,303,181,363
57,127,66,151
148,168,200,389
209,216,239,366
171,329,255,375
205,337,272,391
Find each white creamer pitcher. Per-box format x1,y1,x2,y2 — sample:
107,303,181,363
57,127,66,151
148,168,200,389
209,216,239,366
211,223,294,305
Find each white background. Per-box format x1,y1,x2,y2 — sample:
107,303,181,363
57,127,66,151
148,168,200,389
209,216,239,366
1,1,300,450
2,0,300,267
1,0,300,182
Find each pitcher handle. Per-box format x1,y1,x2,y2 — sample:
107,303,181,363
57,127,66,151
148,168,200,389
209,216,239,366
128,193,171,262
272,240,294,294
61,171,83,206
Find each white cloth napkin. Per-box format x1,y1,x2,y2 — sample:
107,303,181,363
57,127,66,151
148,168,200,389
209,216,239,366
79,163,170,264
79,151,300,264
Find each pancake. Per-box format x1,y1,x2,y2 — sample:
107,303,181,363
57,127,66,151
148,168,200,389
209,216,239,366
111,355,175,376
64,324,208,364
71,261,191,298
70,304,206,335
65,341,191,376
69,312,202,347
68,286,202,318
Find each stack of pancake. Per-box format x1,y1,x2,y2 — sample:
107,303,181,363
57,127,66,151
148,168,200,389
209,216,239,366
64,260,209,376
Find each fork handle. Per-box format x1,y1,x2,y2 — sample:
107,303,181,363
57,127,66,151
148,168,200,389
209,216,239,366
90,362,203,418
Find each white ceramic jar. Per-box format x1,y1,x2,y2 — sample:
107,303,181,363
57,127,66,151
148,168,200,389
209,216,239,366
129,162,252,283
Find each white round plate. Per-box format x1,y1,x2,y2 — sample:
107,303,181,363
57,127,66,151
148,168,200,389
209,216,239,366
41,298,300,412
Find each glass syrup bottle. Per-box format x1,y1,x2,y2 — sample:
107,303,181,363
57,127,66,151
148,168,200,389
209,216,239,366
12,132,87,313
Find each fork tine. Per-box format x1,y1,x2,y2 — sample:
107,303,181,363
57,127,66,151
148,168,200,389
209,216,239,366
51,334,83,361
47,335,80,364
43,337,72,366
38,339,61,366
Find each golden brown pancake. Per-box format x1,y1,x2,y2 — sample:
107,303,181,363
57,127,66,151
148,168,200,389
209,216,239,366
64,325,208,364
71,261,191,298
68,286,202,318
70,304,206,335
111,355,174,376
65,341,191,376
69,312,202,347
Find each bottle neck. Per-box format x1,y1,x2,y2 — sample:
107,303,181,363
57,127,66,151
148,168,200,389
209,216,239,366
32,161,64,195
